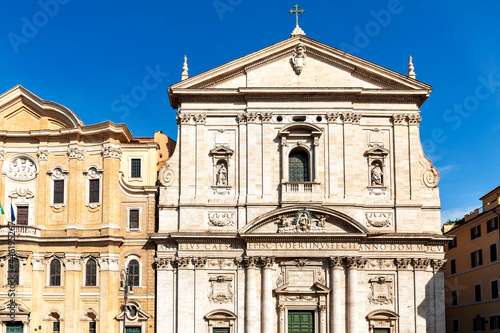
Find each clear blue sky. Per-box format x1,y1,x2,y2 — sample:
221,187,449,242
1,1,498,223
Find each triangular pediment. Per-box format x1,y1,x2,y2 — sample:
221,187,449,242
0,85,84,130
365,146,390,156
170,36,431,103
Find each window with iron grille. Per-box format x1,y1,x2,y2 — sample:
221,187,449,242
16,206,28,226
471,249,483,268
449,236,457,250
50,259,61,286
451,290,458,306
129,209,140,229
491,315,500,330
8,258,19,286
128,260,140,286
487,217,499,233
474,284,482,302
473,316,485,331
86,259,97,286
131,159,141,178
288,150,309,182
490,243,498,262
53,179,64,204
491,280,499,300
471,225,481,240
450,259,457,275
89,179,100,203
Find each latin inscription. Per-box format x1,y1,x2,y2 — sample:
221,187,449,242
178,243,244,251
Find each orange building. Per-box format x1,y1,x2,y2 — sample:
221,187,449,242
444,186,500,332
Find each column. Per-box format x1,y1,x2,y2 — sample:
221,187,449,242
64,253,81,331
155,257,174,333
329,256,344,333
244,256,260,332
261,256,275,333
432,260,446,333
346,257,364,333
395,258,415,333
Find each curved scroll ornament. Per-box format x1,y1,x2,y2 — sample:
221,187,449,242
158,164,174,187
422,166,439,188
7,157,37,181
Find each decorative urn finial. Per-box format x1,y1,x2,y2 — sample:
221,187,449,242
181,55,189,80
408,55,416,79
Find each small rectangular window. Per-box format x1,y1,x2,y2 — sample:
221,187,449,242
452,318,459,333
53,179,64,204
450,259,457,275
53,322,60,333
16,206,29,225
471,249,483,268
491,315,500,330
474,284,482,302
89,322,96,333
449,236,458,250
451,290,458,306
490,243,498,262
487,217,499,233
492,280,499,300
129,209,140,229
131,158,141,178
89,179,100,203
471,225,481,240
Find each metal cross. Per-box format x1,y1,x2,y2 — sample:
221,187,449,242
289,4,305,27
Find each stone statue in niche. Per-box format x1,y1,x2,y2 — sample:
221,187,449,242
216,162,227,186
371,162,383,186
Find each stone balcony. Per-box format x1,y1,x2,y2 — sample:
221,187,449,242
0,224,40,237
280,182,322,203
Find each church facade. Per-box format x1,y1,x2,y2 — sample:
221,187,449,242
154,30,447,333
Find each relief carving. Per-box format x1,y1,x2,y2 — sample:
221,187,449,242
208,212,235,227
101,145,122,159
6,157,37,181
408,114,421,125
176,112,191,124
291,43,307,75
395,258,412,270
158,164,175,187
192,257,207,268
368,276,394,305
392,114,407,125
36,149,48,161
67,147,85,160
412,258,430,270
326,112,339,122
278,209,326,233
365,213,392,228
208,275,234,304
343,112,362,124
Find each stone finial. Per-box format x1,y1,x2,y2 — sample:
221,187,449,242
289,4,306,37
408,55,416,79
291,25,306,37
181,55,189,80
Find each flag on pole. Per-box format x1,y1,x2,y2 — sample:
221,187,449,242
10,204,15,222
0,204,4,215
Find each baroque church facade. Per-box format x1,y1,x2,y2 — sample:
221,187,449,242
153,28,447,333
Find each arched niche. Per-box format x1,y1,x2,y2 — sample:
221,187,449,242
204,309,237,333
366,309,399,333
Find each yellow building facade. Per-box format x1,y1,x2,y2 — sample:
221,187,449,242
0,86,172,333
444,186,500,332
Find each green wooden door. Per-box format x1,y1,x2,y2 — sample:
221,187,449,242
125,328,141,333
373,329,390,333
213,329,230,333
288,310,314,333
6,322,23,333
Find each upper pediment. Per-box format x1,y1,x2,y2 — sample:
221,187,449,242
169,36,431,108
0,85,84,131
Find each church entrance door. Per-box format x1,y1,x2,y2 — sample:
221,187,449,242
373,329,390,333
125,328,141,333
288,310,314,333
6,322,23,333
213,329,230,333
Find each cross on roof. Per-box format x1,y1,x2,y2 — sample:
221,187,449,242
289,4,305,27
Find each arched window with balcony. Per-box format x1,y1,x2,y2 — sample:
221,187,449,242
288,149,309,182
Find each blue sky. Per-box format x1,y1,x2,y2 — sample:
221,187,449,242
1,1,498,223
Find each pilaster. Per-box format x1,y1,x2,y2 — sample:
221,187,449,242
260,256,275,333
329,256,345,333
244,256,260,333
154,257,175,333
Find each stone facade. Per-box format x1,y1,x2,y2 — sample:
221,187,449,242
154,35,447,332
0,86,172,332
